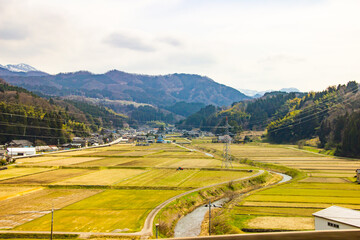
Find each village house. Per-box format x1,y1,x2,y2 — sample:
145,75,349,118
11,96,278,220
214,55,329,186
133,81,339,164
8,140,34,148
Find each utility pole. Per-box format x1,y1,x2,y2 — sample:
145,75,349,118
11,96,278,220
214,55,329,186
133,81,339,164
208,200,211,236
155,223,159,238
50,204,54,240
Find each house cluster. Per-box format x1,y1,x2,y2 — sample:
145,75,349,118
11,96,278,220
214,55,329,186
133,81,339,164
181,130,214,138
62,131,121,148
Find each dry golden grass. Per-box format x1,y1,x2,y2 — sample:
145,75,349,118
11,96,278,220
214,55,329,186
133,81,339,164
73,157,132,167
115,158,178,167
287,162,360,166
148,151,209,158
34,157,104,166
0,186,42,201
115,151,159,156
0,167,52,181
251,157,331,161
242,201,360,210
0,188,102,229
246,216,314,230
53,169,146,185
0,169,93,185
100,144,135,150
200,143,316,157
164,158,221,168
299,177,349,183
18,156,67,164
78,151,133,156
51,150,99,156
306,169,356,173
308,172,355,177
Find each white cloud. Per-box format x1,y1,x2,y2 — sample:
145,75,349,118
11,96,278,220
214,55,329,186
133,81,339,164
104,32,155,52
0,0,360,92
0,26,28,40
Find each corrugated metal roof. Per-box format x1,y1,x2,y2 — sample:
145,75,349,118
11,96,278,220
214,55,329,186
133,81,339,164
313,206,360,228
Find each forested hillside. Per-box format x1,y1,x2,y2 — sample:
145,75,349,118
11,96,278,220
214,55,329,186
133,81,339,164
0,79,127,145
178,91,303,134
267,82,359,142
180,81,360,158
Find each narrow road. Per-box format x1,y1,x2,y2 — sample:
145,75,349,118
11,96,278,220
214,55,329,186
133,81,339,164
172,142,214,158
0,170,264,238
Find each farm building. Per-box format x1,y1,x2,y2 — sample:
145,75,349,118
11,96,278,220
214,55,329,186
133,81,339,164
8,140,33,147
7,147,36,156
72,137,88,147
313,206,360,230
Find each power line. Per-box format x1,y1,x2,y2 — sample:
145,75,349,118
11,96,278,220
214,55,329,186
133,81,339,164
0,83,358,133
0,132,65,139
176,84,359,130
267,90,360,134
0,121,91,134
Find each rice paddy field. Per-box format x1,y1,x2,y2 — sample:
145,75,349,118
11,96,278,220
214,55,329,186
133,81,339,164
15,189,184,232
0,142,258,233
197,143,360,232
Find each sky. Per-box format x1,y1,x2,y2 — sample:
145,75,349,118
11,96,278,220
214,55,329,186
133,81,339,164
0,0,360,92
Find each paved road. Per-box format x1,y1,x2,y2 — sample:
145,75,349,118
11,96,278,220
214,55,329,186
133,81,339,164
0,170,264,238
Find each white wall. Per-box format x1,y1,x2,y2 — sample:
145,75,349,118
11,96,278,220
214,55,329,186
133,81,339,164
315,217,359,230
7,148,36,156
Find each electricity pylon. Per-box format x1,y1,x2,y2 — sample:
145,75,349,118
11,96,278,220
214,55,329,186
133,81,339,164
222,117,233,168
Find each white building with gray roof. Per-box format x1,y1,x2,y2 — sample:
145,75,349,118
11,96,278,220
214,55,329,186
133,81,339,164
313,206,360,230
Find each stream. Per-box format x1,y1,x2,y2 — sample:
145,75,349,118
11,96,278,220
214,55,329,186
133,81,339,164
173,171,292,238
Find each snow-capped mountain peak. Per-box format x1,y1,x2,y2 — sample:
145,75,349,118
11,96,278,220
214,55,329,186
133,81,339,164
0,63,40,72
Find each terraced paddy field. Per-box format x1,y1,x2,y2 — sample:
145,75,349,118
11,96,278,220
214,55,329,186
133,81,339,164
0,188,101,229
196,143,360,232
0,143,259,234
0,168,94,185
15,189,184,232
0,167,52,181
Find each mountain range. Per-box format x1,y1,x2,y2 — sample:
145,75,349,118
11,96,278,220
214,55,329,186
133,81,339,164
0,63,40,72
0,64,250,107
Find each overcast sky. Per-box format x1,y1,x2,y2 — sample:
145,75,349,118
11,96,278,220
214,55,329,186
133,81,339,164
1,0,360,92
